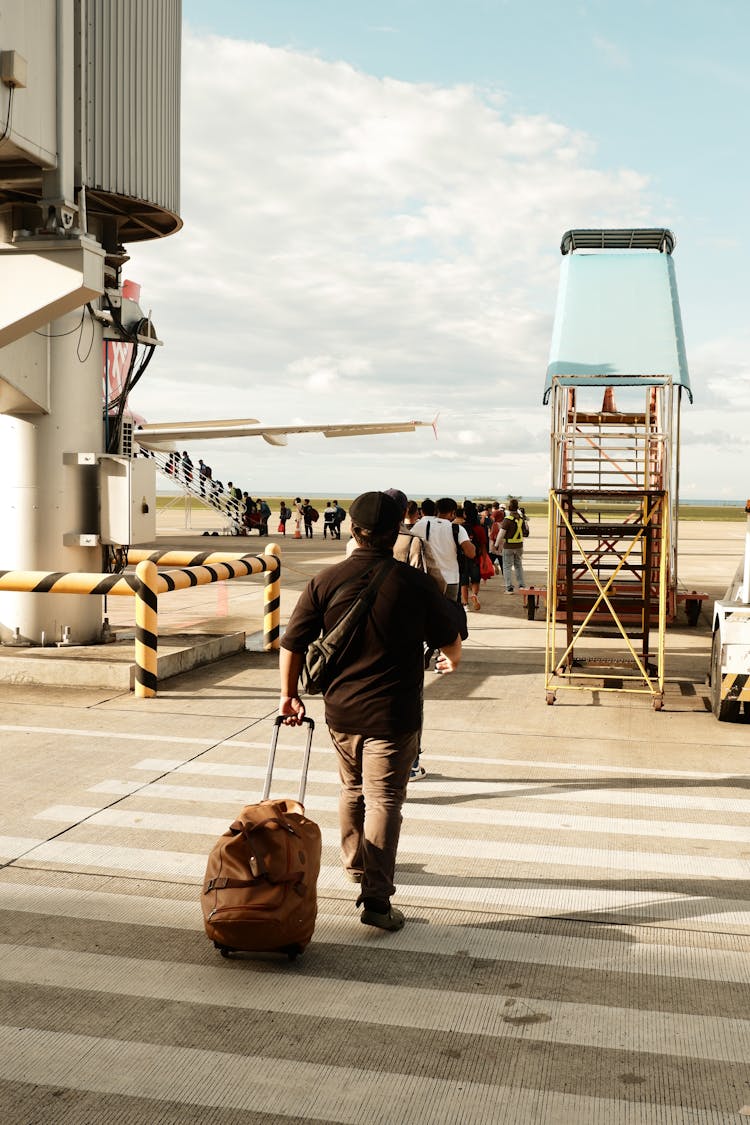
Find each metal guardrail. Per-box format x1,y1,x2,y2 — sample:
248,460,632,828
0,544,281,698
146,448,247,532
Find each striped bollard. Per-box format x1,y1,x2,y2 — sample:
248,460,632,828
263,543,281,652
134,559,159,698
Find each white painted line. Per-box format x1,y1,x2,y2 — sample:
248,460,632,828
34,805,750,881
224,741,745,782
0,837,45,860
93,773,750,824
130,758,750,814
0,723,743,782
0,724,211,747
134,751,750,805
3,880,749,985
0,1024,722,1125
1,945,748,1064
4,836,748,925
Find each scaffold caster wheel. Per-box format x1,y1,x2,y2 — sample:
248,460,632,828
546,692,556,706
652,696,664,711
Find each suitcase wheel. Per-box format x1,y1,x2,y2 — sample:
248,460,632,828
281,943,303,962
214,942,232,958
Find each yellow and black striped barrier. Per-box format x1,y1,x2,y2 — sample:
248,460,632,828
0,545,281,699
135,559,158,698
720,671,750,705
0,570,138,597
263,543,281,652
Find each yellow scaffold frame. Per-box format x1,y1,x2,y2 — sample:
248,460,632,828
544,490,669,709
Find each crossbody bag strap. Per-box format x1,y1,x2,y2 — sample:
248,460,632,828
321,559,394,648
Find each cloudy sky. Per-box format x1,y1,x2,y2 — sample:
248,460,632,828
128,0,750,501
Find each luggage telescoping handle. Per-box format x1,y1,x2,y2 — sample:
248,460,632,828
265,715,315,803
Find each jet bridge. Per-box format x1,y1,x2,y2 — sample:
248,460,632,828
543,229,692,709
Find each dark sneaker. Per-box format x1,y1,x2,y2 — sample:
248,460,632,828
361,905,405,932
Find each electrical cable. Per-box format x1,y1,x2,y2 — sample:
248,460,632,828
0,85,14,146
33,308,86,338
106,342,139,453
76,305,96,362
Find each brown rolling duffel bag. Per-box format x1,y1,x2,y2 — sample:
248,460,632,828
201,716,322,961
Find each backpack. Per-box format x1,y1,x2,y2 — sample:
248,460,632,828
309,507,319,523
405,524,447,595
301,560,393,694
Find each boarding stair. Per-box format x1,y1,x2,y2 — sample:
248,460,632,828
141,447,246,534
546,387,673,708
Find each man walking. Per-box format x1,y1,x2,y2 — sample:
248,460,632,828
323,501,337,539
333,500,346,540
279,491,462,932
301,499,314,538
410,497,475,602
494,498,529,592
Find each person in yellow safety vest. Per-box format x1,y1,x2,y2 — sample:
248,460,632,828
493,498,529,593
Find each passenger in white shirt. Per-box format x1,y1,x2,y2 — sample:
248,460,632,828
411,497,475,602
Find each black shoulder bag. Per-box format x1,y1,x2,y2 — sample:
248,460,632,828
300,559,393,695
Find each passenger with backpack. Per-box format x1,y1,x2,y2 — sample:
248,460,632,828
494,497,529,592
301,499,315,538
460,500,488,612
410,497,475,604
333,500,346,540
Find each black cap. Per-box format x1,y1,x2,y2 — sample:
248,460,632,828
383,487,408,515
349,491,401,533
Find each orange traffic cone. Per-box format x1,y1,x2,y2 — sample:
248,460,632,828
293,519,302,540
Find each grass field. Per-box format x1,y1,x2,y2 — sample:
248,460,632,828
157,494,747,521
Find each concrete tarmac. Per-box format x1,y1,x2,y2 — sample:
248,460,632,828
1,516,749,1123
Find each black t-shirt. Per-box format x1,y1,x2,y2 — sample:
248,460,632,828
282,547,461,737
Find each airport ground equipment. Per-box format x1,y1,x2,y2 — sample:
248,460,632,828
708,499,750,721
543,229,693,710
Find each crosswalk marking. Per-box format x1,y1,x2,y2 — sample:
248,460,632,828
1,943,748,1063
3,880,749,984
4,722,740,776
32,806,750,880
129,758,750,813
35,801,750,846
0,723,213,746
4,835,749,927
132,756,742,783
0,1024,725,1125
89,783,750,837
5,708,750,1120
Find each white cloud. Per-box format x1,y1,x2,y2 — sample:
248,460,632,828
128,31,719,499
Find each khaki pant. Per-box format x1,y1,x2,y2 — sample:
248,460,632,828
328,727,419,902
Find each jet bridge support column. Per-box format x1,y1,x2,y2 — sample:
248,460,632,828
0,305,105,645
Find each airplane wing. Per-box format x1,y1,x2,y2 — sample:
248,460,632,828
134,416,437,449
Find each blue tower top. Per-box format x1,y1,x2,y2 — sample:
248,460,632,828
543,229,692,404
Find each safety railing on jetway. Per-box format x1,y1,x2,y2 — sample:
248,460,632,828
0,544,281,698
144,447,246,533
